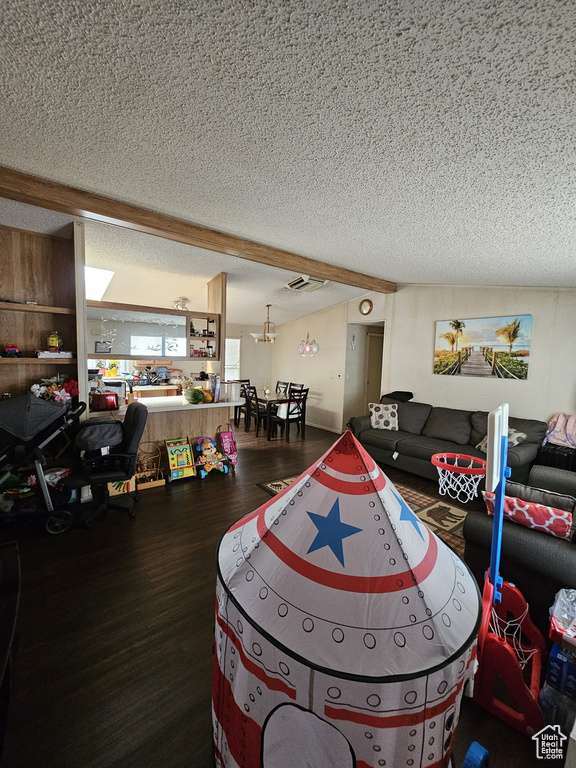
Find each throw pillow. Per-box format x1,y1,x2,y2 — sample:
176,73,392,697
369,402,398,431
482,491,573,540
476,427,528,453
505,479,576,515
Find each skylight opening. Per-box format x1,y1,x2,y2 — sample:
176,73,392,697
85,266,114,301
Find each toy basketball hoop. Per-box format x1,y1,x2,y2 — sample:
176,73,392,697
431,452,487,504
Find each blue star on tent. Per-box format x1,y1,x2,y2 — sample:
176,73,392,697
306,499,362,567
391,488,424,540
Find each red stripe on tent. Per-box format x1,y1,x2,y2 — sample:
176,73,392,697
311,466,387,495
325,680,464,728
319,443,377,475
257,514,438,593
212,652,262,768
216,610,297,699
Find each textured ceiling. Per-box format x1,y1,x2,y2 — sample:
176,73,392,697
1,0,575,289
0,198,365,325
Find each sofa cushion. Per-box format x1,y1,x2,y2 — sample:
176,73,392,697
483,491,573,540
509,416,547,445
506,479,576,515
380,397,432,435
471,411,546,448
396,435,470,462
506,441,539,468
476,427,527,453
369,402,398,430
471,412,489,447
423,407,473,445
358,428,418,453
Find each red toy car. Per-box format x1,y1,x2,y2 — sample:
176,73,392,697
2,344,22,357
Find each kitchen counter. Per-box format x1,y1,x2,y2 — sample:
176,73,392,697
133,396,243,413
91,398,244,444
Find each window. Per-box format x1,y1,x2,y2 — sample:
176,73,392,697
225,338,241,381
129,334,187,357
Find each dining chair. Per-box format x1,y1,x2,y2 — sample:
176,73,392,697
245,385,268,436
288,382,304,391
268,387,309,442
232,380,250,428
275,381,289,396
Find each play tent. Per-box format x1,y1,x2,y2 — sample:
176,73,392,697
213,432,481,768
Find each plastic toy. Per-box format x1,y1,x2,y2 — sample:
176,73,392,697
195,437,228,478
2,344,21,357
473,403,546,735
216,422,237,467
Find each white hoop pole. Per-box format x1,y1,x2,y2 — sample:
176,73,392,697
487,404,510,605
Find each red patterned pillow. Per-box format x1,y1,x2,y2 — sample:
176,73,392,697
482,491,573,540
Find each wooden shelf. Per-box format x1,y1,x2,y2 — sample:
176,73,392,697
0,301,75,315
86,353,220,362
0,357,77,365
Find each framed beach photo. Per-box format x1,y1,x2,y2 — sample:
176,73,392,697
433,315,532,379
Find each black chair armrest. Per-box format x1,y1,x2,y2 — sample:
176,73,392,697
81,452,134,480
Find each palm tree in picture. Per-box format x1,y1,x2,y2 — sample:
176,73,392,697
495,318,522,353
449,320,466,351
438,331,458,352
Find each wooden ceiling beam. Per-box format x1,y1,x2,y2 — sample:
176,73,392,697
0,166,396,294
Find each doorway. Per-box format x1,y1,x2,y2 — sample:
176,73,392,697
364,332,384,411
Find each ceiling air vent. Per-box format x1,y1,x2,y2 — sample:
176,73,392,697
285,275,328,293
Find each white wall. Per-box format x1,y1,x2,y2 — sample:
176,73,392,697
271,305,348,432
348,285,576,423
343,324,369,428
226,324,273,388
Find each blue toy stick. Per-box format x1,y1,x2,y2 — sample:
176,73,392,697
488,432,510,605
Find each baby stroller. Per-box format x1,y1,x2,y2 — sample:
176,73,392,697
0,393,86,534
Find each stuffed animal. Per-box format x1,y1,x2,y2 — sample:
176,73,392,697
196,437,228,479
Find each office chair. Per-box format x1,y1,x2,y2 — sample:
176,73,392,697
64,402,148,528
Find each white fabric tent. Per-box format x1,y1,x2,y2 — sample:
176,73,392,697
213,431,481,768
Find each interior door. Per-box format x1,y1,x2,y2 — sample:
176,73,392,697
365,332,384,410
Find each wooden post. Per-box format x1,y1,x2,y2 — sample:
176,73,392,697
491,351,497,374
458,351,462,372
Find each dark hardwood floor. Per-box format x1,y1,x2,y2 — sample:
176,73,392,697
0,427,545,767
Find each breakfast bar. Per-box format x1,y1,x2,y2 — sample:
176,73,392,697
90,397,244,445
132,396,244,444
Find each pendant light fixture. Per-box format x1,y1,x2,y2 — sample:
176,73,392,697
298,332,319,357
250,304,278,344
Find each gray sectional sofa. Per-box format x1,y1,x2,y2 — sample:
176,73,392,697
348,396,547,485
